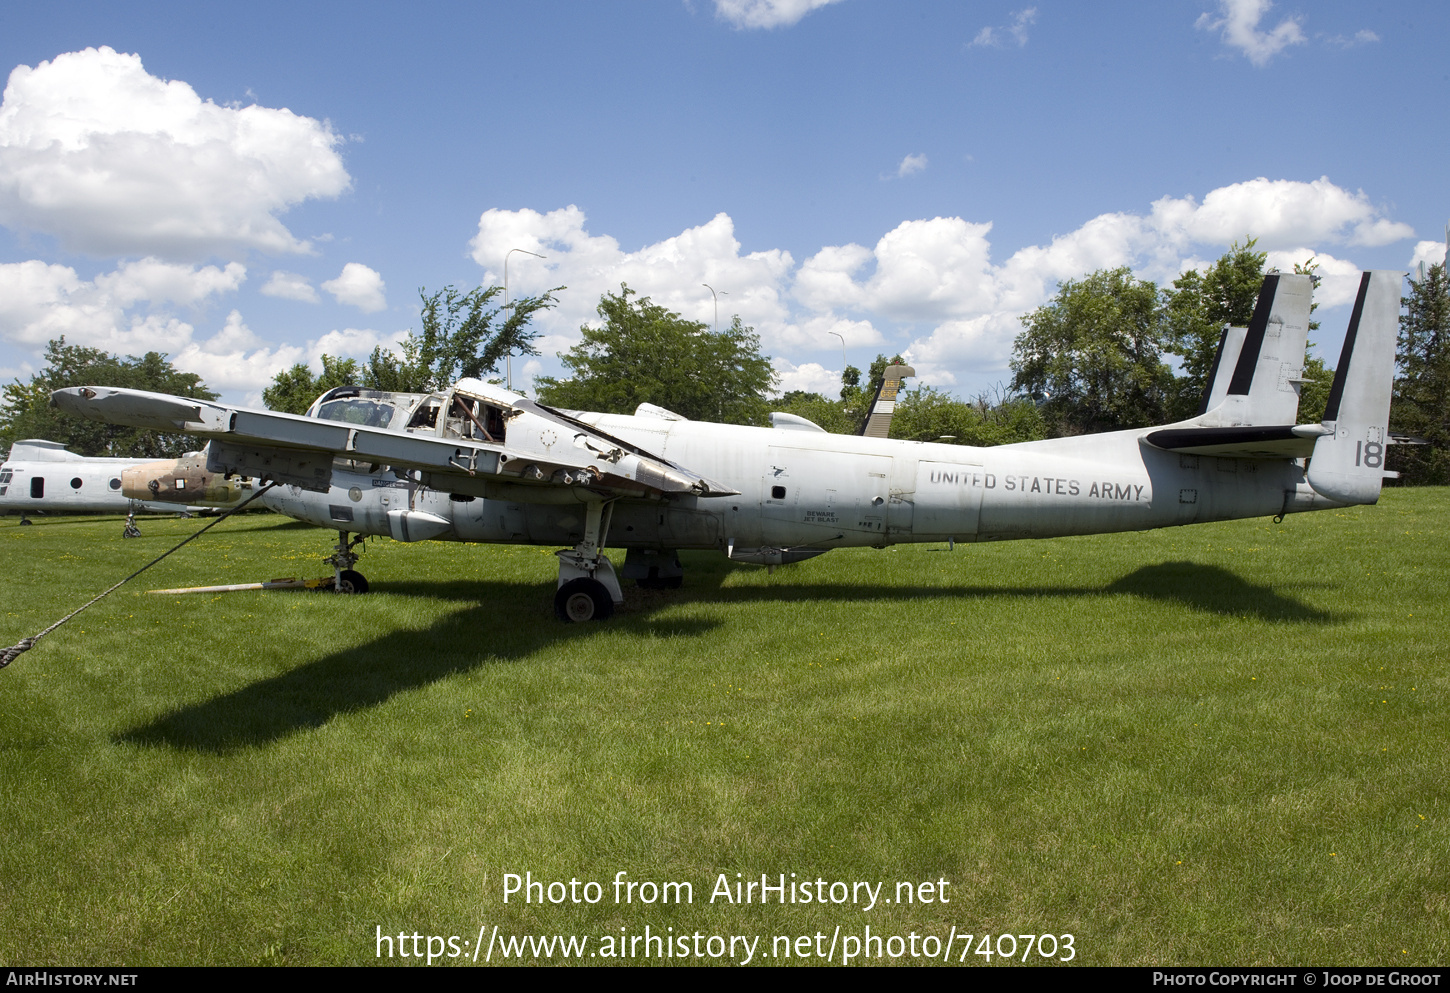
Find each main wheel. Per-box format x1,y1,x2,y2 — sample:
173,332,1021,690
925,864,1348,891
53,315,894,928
554,578,614,622
337,569,370,594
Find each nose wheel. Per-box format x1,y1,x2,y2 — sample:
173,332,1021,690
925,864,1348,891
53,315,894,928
336,569,369,594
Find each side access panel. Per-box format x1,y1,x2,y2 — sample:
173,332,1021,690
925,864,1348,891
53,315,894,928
912,460,987,539
761,447,891,545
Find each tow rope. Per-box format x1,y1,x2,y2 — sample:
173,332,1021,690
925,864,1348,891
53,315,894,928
0,482,277,669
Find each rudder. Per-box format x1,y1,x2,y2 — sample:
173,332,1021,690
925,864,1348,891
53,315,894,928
1305,271,1402,505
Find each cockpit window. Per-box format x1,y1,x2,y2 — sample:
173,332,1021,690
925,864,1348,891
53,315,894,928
407,398,443,431
316,397,398,428
443,395,508,444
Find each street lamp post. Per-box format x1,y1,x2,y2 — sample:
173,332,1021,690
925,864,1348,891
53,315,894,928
702,283,727,332
504,248,546,390
828,331,847,382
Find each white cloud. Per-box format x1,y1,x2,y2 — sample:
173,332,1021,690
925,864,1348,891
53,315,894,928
773,314,884,352
1145,177,1415,249
1408,240,1446,271
1324,29,1380,50
896,153,928,178
170,311,407,401
712,0,843,30
470,206,794,347
969,8,1037,48
472,177,1410,400
772,358,844,398
321,262,387,312
0,46,349,259
1263,249,1363,307
0,258,243,351
95,257,246,308
261,270,319,303
1195,0,1306,66
0,257,395,399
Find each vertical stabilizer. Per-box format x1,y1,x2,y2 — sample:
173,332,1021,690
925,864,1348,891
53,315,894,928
1198,325,1247,415
1306,271,1402,505
859,364,915,438
1203,272,1312,425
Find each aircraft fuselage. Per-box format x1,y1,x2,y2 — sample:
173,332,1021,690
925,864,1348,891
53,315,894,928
262,414,1325,553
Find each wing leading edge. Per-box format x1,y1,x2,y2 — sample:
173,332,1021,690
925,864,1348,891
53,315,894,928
51,383,738,501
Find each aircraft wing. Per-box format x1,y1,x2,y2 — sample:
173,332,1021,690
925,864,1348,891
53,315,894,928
51,386,738,500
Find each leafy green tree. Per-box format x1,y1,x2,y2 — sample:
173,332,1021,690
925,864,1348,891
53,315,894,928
1,337,218,457
889,385,1046,446
838,354,907,430
1161,238,1268,418
1011,267,1173,435
1290,257,1335,425
1297,356,1336,425
400,284,558,392
770,390,857,433
261,283,559,411
262,355,361,415
536,285,776,424
1391,261,1450,484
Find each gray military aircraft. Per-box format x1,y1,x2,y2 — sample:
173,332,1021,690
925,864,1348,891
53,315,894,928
0,439,249,534
50,270,1402,622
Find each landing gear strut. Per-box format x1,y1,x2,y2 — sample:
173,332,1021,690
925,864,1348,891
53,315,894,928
122,509,141,539
553,499,623,622
326,530,369,594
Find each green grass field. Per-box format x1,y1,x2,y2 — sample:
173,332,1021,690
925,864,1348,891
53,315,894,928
1,491,1447,967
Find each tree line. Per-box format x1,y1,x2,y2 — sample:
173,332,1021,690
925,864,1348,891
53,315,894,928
5,249,1448,486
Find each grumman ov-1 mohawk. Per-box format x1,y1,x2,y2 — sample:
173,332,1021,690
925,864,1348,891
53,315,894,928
0,440,249,535
51,271,1402,622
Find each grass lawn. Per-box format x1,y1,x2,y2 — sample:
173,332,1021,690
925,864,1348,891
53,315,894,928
1,490,1446,966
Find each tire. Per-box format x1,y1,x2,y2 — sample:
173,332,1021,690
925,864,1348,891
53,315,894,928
554,578,614,622
337,569,370,594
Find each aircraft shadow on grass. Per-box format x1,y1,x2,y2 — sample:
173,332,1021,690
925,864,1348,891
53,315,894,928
116,557,1337,754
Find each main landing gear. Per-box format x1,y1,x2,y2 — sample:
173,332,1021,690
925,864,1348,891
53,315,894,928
327,529,370,594
553,499,624,623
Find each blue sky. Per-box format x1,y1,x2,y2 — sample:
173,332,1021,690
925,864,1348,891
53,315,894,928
1,0,1445,406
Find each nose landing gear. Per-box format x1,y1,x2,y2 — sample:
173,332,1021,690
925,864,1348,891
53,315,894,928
327,530,370,594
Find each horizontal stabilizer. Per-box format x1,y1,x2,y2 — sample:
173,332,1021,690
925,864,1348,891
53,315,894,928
1143,423,1329,459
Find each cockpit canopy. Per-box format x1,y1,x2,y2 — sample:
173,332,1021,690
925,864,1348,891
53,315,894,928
308,387,427,430
306,383,516,445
